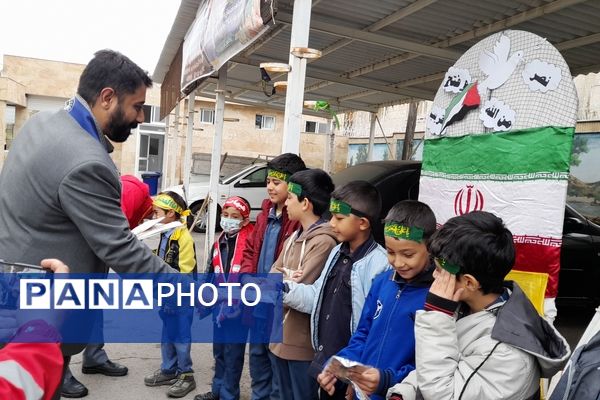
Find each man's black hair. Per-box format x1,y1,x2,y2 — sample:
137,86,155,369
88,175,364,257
384,200,437,241
160,191,188,219
267,153,306,176
77,49,153,106
428,211,515,295
289,169,334,217
331,180,381,226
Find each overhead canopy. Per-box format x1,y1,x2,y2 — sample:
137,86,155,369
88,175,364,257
154,0,600,116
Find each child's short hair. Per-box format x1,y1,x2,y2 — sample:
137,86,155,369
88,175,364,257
160,191,188,219
428,211,515,294
288,169,334,217
267,153,306,177
331,181,381,226
384,200,437,242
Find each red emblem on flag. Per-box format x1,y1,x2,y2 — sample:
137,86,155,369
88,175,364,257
454,185,484,215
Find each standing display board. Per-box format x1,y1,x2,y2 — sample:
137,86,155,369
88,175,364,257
420,30,577,300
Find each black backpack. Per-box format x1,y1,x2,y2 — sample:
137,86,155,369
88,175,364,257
549,328,600,400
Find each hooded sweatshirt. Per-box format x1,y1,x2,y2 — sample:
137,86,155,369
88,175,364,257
270,221,338,361
120,175,153,229
386,281,571,400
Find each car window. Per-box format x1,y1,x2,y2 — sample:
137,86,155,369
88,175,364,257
221,164,265,184
235,167,267,188
567,132,600,225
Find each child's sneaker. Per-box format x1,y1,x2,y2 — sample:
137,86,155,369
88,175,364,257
143,369,178,387
168,373,196,398
194,392,219,400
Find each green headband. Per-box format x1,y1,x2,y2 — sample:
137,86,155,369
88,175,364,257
435,257,461,275
329,199,369,218
384,222,424,243
287,181,303,197
268,169,290,182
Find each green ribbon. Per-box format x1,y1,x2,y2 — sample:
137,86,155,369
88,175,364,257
384,222,423,243
329,199,352,215
312,101,340,129
329,198,369,218
267,169,290,182
287,181,303,197
435,257,461,275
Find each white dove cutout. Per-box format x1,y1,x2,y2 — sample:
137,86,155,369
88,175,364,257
478,34,524,95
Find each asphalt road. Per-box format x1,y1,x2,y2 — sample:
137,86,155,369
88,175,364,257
66,232,593,399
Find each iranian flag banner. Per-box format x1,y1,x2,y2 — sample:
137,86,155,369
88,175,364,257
421,31,578,298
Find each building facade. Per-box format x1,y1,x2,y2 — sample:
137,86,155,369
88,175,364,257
0,55,349,188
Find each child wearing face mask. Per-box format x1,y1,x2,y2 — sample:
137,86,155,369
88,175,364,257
198,196,254,400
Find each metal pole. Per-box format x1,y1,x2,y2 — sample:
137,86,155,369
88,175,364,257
402,102,418,160
367,112,376,161
170,103,181,185
281,0,312,154
163,113,171,187
183,92,195,202
206,64,228,265
325,119,334,173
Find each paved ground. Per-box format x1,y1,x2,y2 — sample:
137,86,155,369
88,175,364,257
67,232,253,400
64,231,593,399
69,343,253,400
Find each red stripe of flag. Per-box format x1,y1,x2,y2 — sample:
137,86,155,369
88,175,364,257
513,241,561,298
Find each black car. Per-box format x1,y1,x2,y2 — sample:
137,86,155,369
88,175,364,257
332,160,600,308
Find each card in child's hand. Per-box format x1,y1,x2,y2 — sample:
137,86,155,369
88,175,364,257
325,356,371,400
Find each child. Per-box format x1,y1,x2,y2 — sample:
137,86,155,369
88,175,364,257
239,153,306,400
144,191,198,398
317,200,436,400
387,211,571,400
269,168,338,400
282,180,390,400
198,196,254,400
120,174,153,229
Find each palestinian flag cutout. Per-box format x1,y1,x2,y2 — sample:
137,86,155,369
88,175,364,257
421,31,578,298
441,82,480,133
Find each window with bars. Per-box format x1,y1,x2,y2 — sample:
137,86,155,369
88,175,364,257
142,105,162,123
305,121,328,133
255,114,275,130
200,108,215,124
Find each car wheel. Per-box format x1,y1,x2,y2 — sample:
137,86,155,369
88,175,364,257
188,202,221,233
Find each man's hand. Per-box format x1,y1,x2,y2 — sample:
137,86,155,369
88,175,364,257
347,367,380,395
430,267,463,302
14,259,70,337
317,368,338,396
40,258,69,273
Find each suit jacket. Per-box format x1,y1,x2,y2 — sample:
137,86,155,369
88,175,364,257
0,110,175,353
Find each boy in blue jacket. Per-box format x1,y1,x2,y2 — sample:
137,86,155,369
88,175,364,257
317,200,436,400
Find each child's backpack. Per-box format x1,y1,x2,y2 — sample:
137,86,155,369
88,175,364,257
549,328,600,400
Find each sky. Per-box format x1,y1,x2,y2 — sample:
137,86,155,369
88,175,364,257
0,0,182,75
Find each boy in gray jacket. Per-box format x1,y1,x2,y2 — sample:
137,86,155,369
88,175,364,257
387,211,571,400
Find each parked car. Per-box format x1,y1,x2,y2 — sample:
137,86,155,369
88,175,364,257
331,160,421,245
165,163,268,232
559,204,600,307
332,160,600,308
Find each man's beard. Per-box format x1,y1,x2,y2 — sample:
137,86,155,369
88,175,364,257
105,106,138,143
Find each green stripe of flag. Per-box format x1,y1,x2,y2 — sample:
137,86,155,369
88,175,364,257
422,126,574,174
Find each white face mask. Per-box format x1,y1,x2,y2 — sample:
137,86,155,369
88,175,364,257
220,217,243,234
